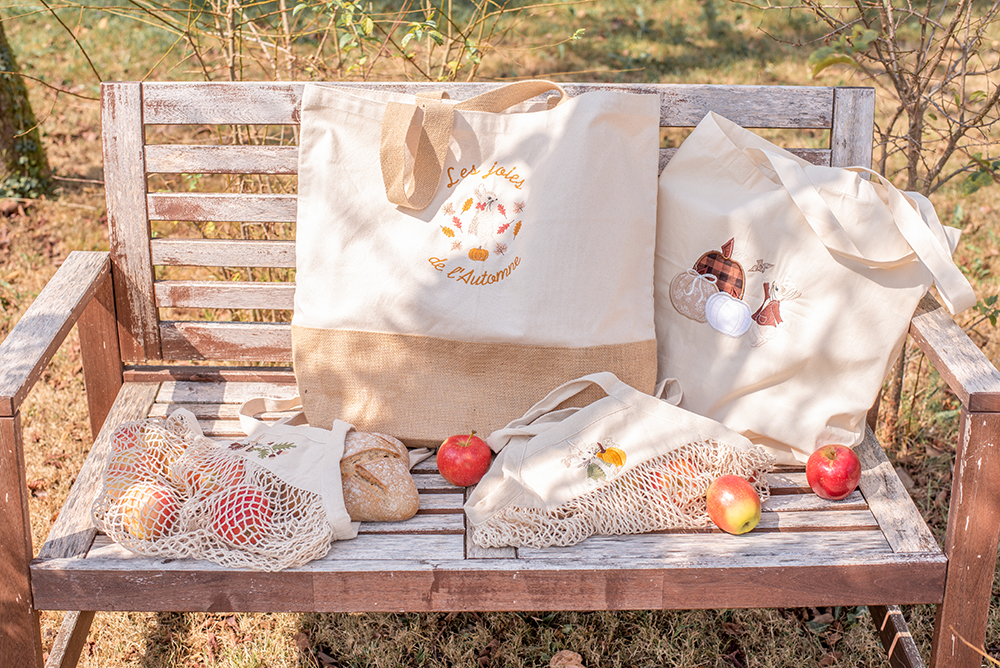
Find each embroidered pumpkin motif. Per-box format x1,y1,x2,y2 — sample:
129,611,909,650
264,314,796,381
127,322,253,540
670,268,719,322
695,237,745,299
468,246,490,262
596,444,626,467
705,291,752,338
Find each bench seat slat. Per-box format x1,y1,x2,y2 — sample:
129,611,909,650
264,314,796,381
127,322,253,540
141,82,836,129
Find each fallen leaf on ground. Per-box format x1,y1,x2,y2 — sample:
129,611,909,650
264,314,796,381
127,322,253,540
550,649,586,667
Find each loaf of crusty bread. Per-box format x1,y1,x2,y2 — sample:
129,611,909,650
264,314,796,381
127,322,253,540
340,431,419,522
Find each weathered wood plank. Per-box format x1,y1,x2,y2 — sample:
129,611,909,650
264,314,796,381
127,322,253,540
830,87,875,168
36,383,160,561
124,365,296,384
754,510,879,532
358,513,465,534
32,541,945,613
145,144,299,174
155,280,294,310
150,239,296,268
932,410,1000,668
0,251,111,416
78,264,124,436
44,610,96,668
159,321,292,361
147,193,297,223
103,82,160,361
762,490,867,513
911,293,1000,412
856,428,940,553
0,413,45,667
141,82,835,129
156,380,299,404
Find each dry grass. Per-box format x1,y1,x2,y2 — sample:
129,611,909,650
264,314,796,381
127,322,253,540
2,0,1000,666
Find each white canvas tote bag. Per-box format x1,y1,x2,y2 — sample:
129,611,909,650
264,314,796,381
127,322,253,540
654,112,976,465
465,372,774,548
293,82,661,445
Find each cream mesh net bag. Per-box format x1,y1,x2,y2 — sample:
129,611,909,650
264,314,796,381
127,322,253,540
92,398,357,571
465,372,774,549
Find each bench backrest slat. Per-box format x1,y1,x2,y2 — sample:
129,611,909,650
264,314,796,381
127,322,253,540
102,81,875,365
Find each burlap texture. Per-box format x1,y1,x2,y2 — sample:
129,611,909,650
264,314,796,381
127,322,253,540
292,325,657,446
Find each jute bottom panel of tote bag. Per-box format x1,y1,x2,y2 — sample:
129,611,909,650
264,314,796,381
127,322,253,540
293,82,661,445
654,112,976,465
465,372,774,549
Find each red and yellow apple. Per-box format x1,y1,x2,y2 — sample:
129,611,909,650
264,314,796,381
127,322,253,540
437,432,492,487
119,482,181,540
806,444,862,501
171,456,246,497
211,486,272,546
706,474,761,535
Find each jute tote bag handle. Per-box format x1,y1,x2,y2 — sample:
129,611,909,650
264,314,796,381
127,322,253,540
380,80,569,210
756,148,976,314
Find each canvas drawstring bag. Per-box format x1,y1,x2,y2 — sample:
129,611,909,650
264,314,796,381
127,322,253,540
92,398,358,571
465,372,774,549
293,81,661,445
654,112,976,465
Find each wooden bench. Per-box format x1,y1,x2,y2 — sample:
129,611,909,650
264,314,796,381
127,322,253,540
2,81,999,668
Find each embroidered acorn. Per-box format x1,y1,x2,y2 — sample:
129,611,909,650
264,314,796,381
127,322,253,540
705,291,752,338
468,247,489,262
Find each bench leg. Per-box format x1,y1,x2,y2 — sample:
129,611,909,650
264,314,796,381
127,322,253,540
871,605,925,668
0,414,45,667
44,611,95,668
931,410,1000,668
77,265,123,437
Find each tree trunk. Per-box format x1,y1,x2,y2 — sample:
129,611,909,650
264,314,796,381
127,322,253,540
0,15,51,199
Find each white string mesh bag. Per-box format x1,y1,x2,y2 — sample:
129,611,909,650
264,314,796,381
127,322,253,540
92,401,358,571
466,372,775,549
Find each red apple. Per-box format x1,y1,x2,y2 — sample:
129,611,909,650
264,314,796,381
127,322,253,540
437,432,492,487
211,486,272,546
806,444,862,501
119,482,181,540
706,475,761,535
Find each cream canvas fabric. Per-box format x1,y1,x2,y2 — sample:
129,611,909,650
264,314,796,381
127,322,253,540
654,112,976,465
465,372,774,548
293,82,661,445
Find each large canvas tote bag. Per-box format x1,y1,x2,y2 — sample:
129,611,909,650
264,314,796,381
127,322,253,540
465,372,774,548
294,82,661,444
654,112,976,465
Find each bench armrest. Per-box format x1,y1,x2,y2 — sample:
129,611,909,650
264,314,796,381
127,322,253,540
0,251,112,417
909,292,1000,413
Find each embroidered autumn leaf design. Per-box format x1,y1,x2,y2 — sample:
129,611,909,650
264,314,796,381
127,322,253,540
497,222,510,235
497,203,507,218
442,202,455,216
513,221,522,237
495,242,508,256
452,216,462,230
462,198,473,213
451,240,463,251
442,226,455,238
513,201,525,214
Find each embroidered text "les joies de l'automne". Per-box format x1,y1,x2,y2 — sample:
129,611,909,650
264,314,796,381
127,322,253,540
428,255,521,285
